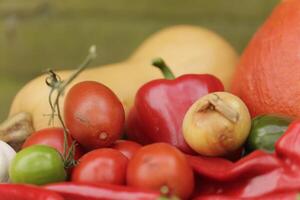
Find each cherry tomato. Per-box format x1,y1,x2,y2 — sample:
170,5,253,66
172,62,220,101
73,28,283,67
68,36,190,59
71,148,128,185
127,143,194,199
22,127,83,160
9,145,66,185
64,81,125,150
112,140,142,159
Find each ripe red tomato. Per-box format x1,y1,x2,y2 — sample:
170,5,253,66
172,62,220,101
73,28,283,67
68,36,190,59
71,148,128,185
64,81,125,150
127,143,194,199
22,127,83,160
112,140,142,159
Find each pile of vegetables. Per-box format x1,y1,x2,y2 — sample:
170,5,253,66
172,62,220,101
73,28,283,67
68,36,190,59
2,0,300,199
8,25,238,131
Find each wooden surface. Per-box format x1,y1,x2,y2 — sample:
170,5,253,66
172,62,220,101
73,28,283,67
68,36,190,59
0,0,279,121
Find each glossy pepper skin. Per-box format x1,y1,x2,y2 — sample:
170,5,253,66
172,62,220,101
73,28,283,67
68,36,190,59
0,184,64,200
187,120,300,199
246,115,292,153
126,58,224,154
194,191,300,200
187,150,281,182
44,182,160,200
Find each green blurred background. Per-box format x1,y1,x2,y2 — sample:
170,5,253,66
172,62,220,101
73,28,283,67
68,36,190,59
0,0,279,121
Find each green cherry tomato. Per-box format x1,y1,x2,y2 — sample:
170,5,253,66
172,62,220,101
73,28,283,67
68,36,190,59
246,115,292,153
9,145,67,185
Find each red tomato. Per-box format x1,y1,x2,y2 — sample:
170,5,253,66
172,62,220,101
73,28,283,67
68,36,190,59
112,140,142,159
22,127,83,160
64,81,125,150
71,148,128,185
127,143,194,199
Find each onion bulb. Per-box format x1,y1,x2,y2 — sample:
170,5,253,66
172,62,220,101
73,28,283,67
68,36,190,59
182,92,251,156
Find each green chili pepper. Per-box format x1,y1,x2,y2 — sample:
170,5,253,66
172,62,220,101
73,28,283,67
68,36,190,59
245,115,292,153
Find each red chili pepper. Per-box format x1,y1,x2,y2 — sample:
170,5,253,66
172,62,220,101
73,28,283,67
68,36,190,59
126,58,224,154
194,190,300,200
0,184,64,200
187,150,282,181
276,119,300,164
44,182,160,200
187,120,300,198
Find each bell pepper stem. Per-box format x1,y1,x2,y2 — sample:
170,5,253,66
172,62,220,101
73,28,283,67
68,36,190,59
152,58,176,80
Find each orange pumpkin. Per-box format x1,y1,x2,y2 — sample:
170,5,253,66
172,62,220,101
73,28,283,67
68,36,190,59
231,0,300,118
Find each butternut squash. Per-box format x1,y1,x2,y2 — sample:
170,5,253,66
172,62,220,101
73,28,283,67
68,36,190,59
9,25,238,130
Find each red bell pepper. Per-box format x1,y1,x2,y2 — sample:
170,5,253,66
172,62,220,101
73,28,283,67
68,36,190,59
0,184,64,200
44,182,161,200
126,58,224,153
187,120,300,199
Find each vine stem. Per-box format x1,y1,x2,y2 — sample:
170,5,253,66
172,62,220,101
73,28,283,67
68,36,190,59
45,45,97,168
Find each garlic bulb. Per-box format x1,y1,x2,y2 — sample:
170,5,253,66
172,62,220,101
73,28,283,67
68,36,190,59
0,141,16,182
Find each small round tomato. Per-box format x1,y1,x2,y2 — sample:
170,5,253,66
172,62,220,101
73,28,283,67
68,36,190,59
127,143,194,199
112,140,142,159
71,148,128,185
64,81,125,150
22,127,83,160
9,145,66,185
